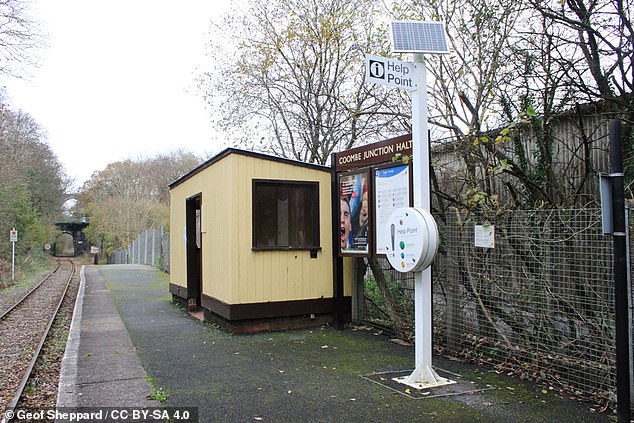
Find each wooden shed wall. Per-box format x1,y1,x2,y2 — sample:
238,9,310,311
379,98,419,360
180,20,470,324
169,156,235,304
229,153,334,304
170,151,343,309
168,184,186,291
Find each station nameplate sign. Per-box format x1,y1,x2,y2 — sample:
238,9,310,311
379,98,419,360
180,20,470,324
334,134,412,172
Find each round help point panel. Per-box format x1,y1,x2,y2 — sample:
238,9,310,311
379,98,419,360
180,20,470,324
384,207,439,273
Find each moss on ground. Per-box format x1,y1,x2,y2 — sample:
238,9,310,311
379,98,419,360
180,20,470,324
98,265,612,423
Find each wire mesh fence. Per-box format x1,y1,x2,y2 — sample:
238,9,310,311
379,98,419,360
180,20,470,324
109,208,627,406
108,227,170,273
359,208,625,407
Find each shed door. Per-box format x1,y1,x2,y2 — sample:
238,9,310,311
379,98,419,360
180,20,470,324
186,194,202,310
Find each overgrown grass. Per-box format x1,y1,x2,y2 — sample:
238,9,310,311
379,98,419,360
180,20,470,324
145,374,168,403
0,253,55,289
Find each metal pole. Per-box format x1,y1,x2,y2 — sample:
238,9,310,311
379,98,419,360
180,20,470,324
144,230,149,265
609,119,631,423
160,226,164,269
395,54,453,389
625,207,633,405
412,54,431,367
11,239,15,282
151,229,156,267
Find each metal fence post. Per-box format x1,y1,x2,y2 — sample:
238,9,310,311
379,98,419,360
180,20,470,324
627,207,633,407
143,230,148,265
608,119,630,422
151,229,156,267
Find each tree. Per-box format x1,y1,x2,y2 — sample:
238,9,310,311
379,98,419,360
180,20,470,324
0,109,69,220
75,151,202,254
0,97,67,268
200,0,406,165
142,150,201,205
527,1,634,195
393,0,632,210
529,0,633,119
0,0,43,78
0,184,46,260
393,0,531,210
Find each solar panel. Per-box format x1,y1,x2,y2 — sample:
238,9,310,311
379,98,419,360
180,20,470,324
391,21,450,54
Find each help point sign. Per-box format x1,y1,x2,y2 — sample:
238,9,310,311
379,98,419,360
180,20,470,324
365,54,416,91
384,207,438,273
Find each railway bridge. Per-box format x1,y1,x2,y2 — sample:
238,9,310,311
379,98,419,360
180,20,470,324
54,220,89,257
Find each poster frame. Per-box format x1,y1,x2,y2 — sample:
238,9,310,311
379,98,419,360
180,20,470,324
372,160,413,256
338,169,371,257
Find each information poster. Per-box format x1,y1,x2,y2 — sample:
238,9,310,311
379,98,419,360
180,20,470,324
339,171,370,255
374,165,410,255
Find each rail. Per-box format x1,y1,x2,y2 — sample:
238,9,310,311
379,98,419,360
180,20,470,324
0,259,75,423
0,261,62,320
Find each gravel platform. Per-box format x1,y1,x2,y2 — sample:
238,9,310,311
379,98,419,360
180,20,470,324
73,264,612,423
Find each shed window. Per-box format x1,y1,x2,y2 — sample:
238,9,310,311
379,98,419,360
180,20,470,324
253,180,319,249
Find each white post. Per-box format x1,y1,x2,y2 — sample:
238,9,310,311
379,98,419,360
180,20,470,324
394,54,454,389
413,54,430,368
11,238,15,282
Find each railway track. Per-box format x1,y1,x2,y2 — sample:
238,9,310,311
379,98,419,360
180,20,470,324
0,259,76,422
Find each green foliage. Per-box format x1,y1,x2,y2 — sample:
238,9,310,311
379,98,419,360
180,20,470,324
145,375,168,403
149,388,167,403
466,186,491,209
490,159,512,176
495,126,514,145
365,272,408,314
0,102,66,278
0,184,48,259
391,153,410,164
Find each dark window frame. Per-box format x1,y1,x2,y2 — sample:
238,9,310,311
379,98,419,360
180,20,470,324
252,179,321,251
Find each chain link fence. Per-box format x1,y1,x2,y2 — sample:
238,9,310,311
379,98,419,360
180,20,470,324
108,227,170,273
359,208,629,408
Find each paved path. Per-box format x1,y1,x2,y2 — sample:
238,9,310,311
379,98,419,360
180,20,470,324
57,265,160,409
59,265,612,423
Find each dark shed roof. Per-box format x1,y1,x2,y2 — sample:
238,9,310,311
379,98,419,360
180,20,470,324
169,148,331,190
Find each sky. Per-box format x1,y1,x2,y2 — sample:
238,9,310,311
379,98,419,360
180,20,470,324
4,0,237,189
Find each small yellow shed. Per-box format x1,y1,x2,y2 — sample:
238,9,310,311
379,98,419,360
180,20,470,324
169,148,350,332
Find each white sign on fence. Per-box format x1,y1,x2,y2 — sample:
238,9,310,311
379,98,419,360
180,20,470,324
474,225,495,248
